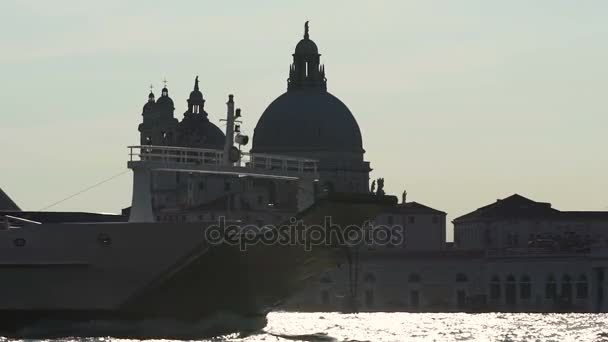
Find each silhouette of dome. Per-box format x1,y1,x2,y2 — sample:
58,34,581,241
252,22,363,154
157,87,175,112
188,76,204,103
295,38,318,55
177,112,225,149
252,89,363,153
142,91,157,114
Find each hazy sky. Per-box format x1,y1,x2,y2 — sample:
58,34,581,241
2,0,607,239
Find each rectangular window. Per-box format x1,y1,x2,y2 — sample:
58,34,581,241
490,284,501,299
545,283,557,299
410,290,419,308
576,283,588,299
321,290,330,305
365,289,374,307
520,283,531,299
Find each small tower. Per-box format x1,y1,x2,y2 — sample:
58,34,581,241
138,81,178,147
287,21,327,91
187,76,206,115
141,86,159,123
156,79,176,119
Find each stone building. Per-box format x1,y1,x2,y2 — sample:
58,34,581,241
453,194,608,250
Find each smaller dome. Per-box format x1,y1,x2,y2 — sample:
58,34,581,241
157,88,175,110
142,91,157,115
177,114,225,149
188,76,204,102
143,101,156,113
189,89,204,102
295,39,318,55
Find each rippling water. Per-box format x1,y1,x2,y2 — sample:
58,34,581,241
219,312,608,342
4,313,608,342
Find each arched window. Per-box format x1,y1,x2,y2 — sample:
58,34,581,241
408,273,421,283
456,273,468,282
561,275,573,301
506,274,516,305
576,275,588,299
545,274,557,299
490,275,501,299
520,275,531,299
365,289,374,307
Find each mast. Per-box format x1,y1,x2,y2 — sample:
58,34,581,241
223,95,235,165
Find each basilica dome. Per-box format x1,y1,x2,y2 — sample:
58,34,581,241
252,22,363,155
252,90,363,153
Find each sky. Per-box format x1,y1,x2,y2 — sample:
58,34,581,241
1,0,607,240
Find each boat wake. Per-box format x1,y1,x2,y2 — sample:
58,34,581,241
268,332,338,342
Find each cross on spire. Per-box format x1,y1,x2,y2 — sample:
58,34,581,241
162,78,168,88
149,84,154,93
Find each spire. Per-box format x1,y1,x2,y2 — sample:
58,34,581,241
304,21,309,40
194,76,199,91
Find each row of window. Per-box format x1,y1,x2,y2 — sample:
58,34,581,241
489,274,588,300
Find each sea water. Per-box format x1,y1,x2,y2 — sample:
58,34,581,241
222,312,608,342
4,312,608,342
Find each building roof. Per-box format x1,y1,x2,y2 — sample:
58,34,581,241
384,201,446,215
0,188,20,211
453,193,608,223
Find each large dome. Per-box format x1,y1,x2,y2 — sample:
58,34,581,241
252,89,363,154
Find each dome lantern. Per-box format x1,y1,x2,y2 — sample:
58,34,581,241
288,21,326,91
187,76,206,115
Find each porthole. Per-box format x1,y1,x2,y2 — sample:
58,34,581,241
13,238,26,247
97,233,112,246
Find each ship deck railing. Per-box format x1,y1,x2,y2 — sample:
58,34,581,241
128,145,318,176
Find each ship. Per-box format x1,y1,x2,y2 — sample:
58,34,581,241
0,192,394,339
0,99,395,338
